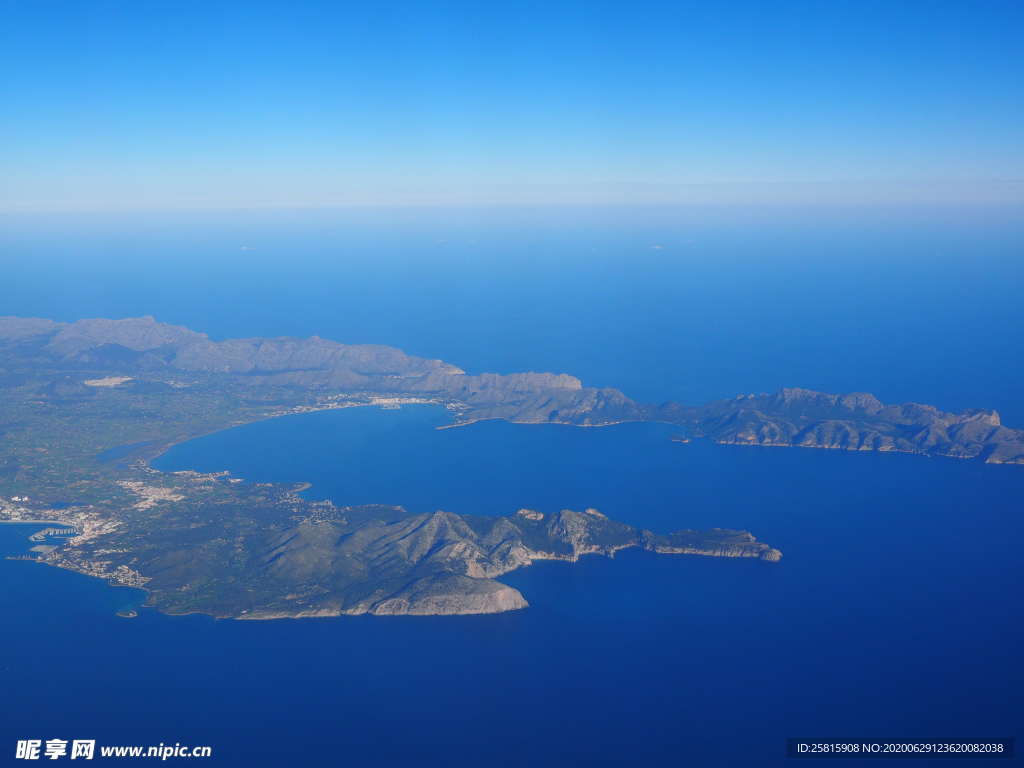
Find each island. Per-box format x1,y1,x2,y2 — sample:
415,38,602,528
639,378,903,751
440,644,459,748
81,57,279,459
0,315,1019,619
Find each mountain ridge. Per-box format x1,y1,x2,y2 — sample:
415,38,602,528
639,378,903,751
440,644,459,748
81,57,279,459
3,314,1019,463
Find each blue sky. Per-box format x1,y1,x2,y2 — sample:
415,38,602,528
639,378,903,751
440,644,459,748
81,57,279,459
2,0,1022,210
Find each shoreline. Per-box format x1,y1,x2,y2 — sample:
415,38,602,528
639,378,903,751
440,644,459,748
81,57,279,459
707,436,1024,464
0,519,73,525
29,391,999,623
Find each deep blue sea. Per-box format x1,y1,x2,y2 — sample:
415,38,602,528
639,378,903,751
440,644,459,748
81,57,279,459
1,206,1022,765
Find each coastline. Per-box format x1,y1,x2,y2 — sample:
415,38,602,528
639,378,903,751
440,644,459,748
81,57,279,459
11,404,787,621
708,436,1024,464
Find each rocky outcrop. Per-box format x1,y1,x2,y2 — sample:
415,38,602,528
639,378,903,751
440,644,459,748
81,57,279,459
642,528,782,562
236,577,528,619
358,575,529,616
670,387,1024,464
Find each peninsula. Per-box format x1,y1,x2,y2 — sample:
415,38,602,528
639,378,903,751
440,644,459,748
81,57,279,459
1,315,1018,618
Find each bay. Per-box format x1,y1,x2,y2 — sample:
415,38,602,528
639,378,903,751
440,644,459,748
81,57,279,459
3,208,1022,765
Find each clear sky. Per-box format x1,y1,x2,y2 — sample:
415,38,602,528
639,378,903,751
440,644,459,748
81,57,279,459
2,0,1022,210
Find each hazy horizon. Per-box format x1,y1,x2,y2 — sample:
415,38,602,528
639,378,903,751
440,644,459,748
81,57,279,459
3,0,1022,211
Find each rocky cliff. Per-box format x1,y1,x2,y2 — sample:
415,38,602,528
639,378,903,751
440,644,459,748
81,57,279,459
68,488,781,619
662,387,1024,464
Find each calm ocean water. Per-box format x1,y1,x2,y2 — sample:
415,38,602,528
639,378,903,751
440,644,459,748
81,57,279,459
2,208,1022,765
